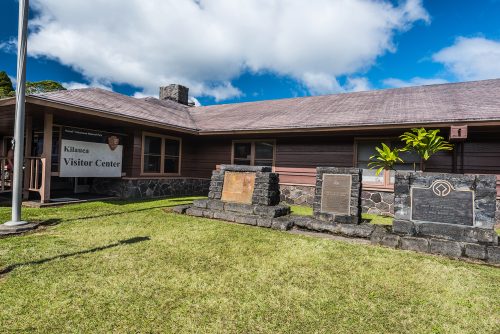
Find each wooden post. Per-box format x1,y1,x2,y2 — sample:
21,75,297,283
41,113,53,203
22,115,32,199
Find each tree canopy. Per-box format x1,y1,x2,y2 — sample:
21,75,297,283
0,71,15,98
0,70,67,98
26,80,66,94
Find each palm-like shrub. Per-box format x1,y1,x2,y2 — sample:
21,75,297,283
399,128,453,171
368,143,403,176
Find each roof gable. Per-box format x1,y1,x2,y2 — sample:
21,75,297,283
32,88,198,131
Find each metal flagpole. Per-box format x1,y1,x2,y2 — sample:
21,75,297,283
4,0,30,226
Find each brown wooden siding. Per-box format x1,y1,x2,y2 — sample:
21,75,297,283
462,142,500,174
275,136,353,185
180,133,500,197
423,151,454,173
182,137,231,178
124,130,143,177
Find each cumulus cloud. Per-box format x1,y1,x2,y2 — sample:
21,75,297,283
432,37,500,81
25,0,429,100
383,77,448,88
344,77,372,92
61,81,112,91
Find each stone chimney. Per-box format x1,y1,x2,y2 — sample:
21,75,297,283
159,84,189,105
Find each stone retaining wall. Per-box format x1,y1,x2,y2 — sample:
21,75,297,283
91,178,210,199
393,172,498,245
282,185,500,227
361,190,394,216
279,185,315,206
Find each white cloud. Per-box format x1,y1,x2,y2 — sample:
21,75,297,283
26,0,429,100
61,81,112,91
432,37,500,81
189,96,202,107
303,76,371,95
0,38,16,53
300,73,342,95
8,75,16,88
345,77,372,92
383,77,448,88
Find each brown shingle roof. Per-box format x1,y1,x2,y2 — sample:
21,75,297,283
29,79,500,134
190,78,500,132
32,88,197,131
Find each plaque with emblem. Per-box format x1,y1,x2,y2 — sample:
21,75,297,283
320,174,352,215
411,180,474,225
221,171,256,204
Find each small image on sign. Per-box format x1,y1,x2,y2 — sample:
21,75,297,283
431,180,452,197
107,135,120,151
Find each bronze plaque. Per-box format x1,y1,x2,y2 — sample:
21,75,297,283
411,180,474,225
221,171,256,204
321,174,351,215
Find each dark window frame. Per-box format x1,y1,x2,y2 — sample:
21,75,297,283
231,140,276,167
141,132,182,176
354,138,421,190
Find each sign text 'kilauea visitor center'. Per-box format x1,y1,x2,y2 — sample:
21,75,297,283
59,127,123,178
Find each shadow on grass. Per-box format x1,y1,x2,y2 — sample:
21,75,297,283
95,196,206,206
26,201,197,228
0,236,150,277
61,203,190,223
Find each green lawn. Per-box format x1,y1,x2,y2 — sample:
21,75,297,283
0,198,499,333
290,204,314,216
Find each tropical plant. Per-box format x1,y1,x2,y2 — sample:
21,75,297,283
399,128,453,171
26,80,66,94
368,143,403,176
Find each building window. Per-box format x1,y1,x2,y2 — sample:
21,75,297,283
356,140,420,188
232,140,275,167
142,133,181,175
164,138,180,174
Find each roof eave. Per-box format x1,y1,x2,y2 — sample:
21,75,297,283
0,97,16,107
197,119,500,135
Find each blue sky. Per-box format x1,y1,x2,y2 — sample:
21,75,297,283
1,0,500,105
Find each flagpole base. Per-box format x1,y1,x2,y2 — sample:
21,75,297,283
4,220,29,227
0,222,38,236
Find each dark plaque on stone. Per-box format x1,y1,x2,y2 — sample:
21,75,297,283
320,174,351,215
411,180,474,226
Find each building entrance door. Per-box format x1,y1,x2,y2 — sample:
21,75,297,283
74,177,91,193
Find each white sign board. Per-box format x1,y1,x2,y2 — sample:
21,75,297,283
59,128,123,178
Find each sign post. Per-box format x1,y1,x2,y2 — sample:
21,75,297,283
4,0,30,226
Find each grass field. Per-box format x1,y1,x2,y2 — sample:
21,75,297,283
0,198,499,333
